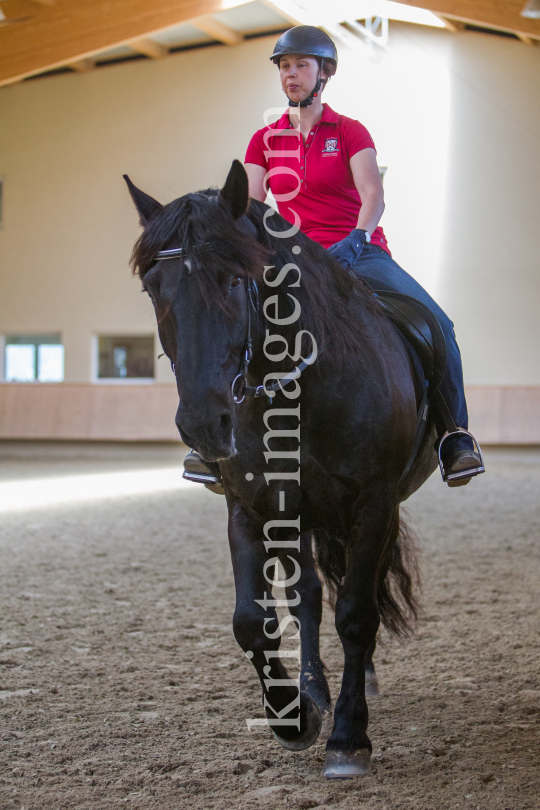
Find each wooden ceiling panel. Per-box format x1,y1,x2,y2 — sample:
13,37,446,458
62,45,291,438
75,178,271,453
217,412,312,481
394,1,540,39
1,1,539,88
0,0,226,86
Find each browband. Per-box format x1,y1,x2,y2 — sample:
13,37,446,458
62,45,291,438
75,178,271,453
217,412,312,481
153,216,256,262
155,247,183,261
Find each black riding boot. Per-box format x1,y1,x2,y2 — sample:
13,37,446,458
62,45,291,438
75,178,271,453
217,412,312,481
183,450,224,495
438,431,485,487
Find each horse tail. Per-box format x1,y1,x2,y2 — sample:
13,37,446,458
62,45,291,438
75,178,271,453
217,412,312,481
312,529,347,610
377,509,420,638
312,508,420,638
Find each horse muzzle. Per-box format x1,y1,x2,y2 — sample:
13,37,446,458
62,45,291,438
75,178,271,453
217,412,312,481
175,404,236,462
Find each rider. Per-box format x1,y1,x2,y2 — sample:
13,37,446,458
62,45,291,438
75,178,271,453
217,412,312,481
184,25,484,490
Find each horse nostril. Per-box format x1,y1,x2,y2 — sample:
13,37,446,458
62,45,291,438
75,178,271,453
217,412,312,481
219,412,232,435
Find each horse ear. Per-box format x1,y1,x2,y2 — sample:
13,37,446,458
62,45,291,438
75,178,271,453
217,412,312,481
219,160,249,220
123,175,163,226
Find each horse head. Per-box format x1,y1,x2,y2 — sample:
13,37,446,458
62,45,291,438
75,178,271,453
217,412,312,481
125,161,266,461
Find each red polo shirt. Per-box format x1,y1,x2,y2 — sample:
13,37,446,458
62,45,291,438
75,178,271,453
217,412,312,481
245,104,390,254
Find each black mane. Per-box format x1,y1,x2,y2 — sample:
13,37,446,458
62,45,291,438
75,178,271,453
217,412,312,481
130,189,382,363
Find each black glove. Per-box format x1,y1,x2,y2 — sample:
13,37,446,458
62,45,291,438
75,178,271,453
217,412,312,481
327,228,369,269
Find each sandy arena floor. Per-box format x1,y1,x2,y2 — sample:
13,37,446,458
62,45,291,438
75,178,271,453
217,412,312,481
0,442,538,810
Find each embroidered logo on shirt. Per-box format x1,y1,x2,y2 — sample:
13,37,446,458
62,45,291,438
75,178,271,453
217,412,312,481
322,138,339,153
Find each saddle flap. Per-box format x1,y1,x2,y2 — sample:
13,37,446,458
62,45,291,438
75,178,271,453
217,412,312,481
373,291,447,390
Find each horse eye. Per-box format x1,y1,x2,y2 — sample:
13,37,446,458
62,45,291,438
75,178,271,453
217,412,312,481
230,277,242,290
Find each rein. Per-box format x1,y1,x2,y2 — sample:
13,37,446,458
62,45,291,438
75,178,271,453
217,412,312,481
153,245,315,406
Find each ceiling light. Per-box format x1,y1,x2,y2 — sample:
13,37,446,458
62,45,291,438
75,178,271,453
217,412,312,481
521,0,540,18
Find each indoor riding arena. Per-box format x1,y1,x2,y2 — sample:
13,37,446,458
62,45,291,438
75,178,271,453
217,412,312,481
1,2,539,810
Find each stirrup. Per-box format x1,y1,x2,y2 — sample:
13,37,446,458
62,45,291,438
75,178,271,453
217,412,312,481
182,469,222,486
182,450,224,495
182,469,225,495
438,428,485,486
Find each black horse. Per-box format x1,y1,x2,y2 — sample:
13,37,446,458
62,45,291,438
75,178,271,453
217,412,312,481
125,160,438,778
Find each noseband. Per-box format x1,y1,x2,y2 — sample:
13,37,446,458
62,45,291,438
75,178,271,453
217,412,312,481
153,244,315,406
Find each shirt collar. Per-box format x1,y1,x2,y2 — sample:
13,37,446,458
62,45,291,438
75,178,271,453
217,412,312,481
275,103,338,130
320,104,339,123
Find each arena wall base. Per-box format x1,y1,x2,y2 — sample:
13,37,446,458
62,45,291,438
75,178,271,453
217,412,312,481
0,384,539,445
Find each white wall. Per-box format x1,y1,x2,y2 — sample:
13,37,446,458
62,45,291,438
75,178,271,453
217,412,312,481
0,24,539,392
323,24,540,385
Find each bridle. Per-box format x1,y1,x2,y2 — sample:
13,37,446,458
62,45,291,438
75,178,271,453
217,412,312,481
153,244,315,407
154,248,184,261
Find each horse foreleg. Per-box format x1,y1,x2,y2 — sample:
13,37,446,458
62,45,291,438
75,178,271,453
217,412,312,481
280,531,332,717
364,640,379,696
324,498,395,778
228,501,322,750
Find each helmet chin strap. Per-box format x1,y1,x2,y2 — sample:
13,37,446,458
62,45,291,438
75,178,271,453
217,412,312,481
287,72,324,108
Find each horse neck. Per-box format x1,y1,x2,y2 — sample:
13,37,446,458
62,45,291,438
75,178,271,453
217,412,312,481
246,270,341,386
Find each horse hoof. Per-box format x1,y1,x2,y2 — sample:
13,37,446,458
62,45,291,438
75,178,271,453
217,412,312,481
322,749,371,779
272,699,322,751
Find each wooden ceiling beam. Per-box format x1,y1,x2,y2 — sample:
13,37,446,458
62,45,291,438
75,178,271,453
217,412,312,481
1,0,47,15
0,15,35,28
516,32,537,45
259,0,302,26
191,14,243,45
433,15,465,32
391,1,540,41
67,57,95,72
128,37,169,59
0,0,228,87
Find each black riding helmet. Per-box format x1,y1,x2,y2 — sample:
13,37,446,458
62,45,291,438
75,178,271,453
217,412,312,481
270,25,338,108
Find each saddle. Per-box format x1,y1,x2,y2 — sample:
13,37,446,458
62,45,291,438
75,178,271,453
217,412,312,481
373,290,446,392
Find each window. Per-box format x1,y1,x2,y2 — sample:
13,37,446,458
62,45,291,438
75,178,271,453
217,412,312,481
97,335,154,380
4,334,64,382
